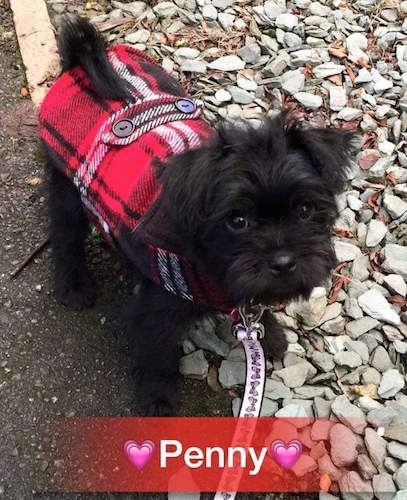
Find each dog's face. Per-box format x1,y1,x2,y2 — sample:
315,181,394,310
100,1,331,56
160,115,356,306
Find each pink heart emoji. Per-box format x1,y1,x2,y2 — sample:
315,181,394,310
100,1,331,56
269,439,303,470
124,439,156,471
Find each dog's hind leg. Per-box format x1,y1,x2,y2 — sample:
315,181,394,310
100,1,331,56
48,160,95,310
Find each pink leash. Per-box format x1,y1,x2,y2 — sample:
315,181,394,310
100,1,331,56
214,305,267,499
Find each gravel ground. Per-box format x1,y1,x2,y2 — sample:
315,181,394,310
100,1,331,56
2,0,407,498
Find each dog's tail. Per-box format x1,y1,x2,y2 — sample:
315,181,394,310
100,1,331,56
58,15,132,101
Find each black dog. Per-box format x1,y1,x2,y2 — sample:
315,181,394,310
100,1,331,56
40,17,355,416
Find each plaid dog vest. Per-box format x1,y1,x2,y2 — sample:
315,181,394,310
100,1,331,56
39,44,234,312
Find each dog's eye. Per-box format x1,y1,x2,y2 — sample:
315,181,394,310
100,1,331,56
226,215,250,232
297,204,312,219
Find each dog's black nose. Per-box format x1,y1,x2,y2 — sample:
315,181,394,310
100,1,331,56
270,253,297,275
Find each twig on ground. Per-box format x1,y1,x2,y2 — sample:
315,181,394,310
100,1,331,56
9,237,49,279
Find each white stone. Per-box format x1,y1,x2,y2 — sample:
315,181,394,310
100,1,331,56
337,107,363,121
294,92,322,109
202,4,218,20
214,89,232,102
366,219,387,247
378,369,405,399
358,289,400,326
383,244,407,280
281,69,305,95
383,274,406,297
346,33,369,65
334,239,362,262
329,86,347,111
208,55,245,71
383,193,407,219
313,62,345,79
275,13,299,31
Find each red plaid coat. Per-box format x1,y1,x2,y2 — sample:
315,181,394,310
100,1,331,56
39,44,234,312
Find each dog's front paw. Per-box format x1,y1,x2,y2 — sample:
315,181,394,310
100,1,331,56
55,272,95,310
261,311,288,360
139,398,175,417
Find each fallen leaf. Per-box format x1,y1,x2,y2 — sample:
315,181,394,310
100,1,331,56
363,132,378,150
97,18,132,32
303,64,313,80
333,227,354,239
20,87,29,97
207,365,222,393
344,60,356,84
352,384,379,399
327,74,343,85
386,172,398,185
369,250,384,273
387,295,406,307
328,274,350,304
367,191,381,213
320,473,332,492
0,101,38,139
25,176,42,186
359,152,380,170
329,47,347,59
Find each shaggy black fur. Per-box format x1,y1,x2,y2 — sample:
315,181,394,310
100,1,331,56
46,17,356,416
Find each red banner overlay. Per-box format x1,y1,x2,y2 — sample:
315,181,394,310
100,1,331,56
39,417,380,493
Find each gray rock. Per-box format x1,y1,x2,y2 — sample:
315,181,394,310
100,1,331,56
273,361,317,388
285,287,327,327
188,319,230,357
125,29,150,44
366,220,387,247
281,69,305,95
383,193,407,219
378,369,405,398
371,346,393,373
237,44,261,64
320,316,346,335
180,59,207,73
294,92,322,110
365,427,387,470
275,13,298,30
202,4,217,20
358,289,400,326
394,463,407,490
179,350,208,379
153,1,178,17
337,107,363,121
383,274,406,297
346,33,369,65
213,0,235,8
218,12,235,30
309,1,331,16
260,398,279,416
388,441,407,461
291,454,318,477
214,89,232,102
362,367,382,385
344,339,369,364
112,1,148,17
384,424,407,444
228,86,254,104
372,473,396,499
311,351,335,372
382,325,404,342
318,454,343,482
334,351,363,368
383,244,407,280
334,239,362,262
264,379,291,400
311,420,333,441
393,491,407,500
313,62,346,79
338,471,373,500
367,407,396,428
394,340,407,353
331,395,367,434
358,454,378,480
384,456,401,474
263,0,286,19
345,297,364,319
330,423,359,467
346,317,380,339
218,360,246,388
275,403,309,418
313,397,332,418
208,55,245,71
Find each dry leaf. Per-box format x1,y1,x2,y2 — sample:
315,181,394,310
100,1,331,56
328,274,350,304
320,473,332,492
25,176,42,186
333,227,354,239
359,152,380,170
329,47,347,59
207,365,222,393
352,384,379,399
387,295,407,307
20,87,29,97
344,60,356,84
386,172,398,185
367,191,381,213
327,74,343,85
369,250,384,273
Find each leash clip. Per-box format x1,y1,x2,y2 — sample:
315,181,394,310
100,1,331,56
231,304,267,340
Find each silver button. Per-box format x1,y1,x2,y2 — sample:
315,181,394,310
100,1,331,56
112,119,135,138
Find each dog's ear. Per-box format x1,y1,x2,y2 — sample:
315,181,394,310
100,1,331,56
287,123,359,194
